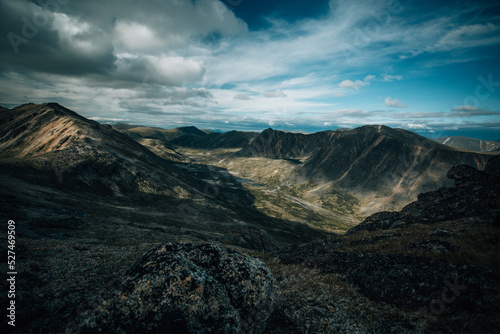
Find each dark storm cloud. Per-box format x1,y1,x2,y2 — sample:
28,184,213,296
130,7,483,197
58,0,247,42
0,0,243,83
1,0,116,76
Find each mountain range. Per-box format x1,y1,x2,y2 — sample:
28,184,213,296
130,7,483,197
115,123,258,150
1,102,499,333
115,122,494,218
234,126,492,215
0,103,328,251
106,117,497,224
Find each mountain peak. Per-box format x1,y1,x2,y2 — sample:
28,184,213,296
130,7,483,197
0,103,134,159
43,102,64,108
176,126,206,136
9,102,87,123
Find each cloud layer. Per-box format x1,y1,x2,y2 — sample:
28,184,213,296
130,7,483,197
0,0,499,139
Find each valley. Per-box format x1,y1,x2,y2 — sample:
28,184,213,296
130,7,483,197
174,147,361,233
123,123,493,233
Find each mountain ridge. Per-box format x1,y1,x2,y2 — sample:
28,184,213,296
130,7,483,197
113,124,207,141
236,127,334,159
170,130,258,149
433,135,500,152
235,126,492,215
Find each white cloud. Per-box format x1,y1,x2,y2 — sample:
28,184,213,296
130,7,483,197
399,50,425,60
111,0,247,52
144,56,206,86
385,97,406,108
436,23,500,50
448,105,500,117
383,74,403,82
333,93,346,97
339,80,364,89
263,89,287,98
234,93,252,100
451,105,481,112
114,22,164,51
403,123,434,132
52,13,91,41
339,75,375,89
51,12,110,57
324,122,332,126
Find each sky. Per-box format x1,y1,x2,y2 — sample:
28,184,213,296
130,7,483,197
1,0,500,140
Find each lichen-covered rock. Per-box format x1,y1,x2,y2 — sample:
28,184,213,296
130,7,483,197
446,164,487,187
279,249,500,311
483,154,500,177
430,229,454,238
79,243,274,333
407,239,458,253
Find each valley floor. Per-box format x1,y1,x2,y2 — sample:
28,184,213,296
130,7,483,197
175,147,363,234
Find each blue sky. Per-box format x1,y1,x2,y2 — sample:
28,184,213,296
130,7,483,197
1,0,500,139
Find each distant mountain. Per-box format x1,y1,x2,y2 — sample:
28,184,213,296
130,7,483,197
237,126,492,214
237,128,334,158
113,124,258,149
114,124,206,141
0,103,328,250
433,136,500,152
117,123,258,149
171,130,258,149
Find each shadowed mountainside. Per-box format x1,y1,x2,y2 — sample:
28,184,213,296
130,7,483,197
349,154,500,234
237,127,333,158
276,155,500,332
236,126,492,215
113,123,206,141
0,103,330,251
170,130,258,149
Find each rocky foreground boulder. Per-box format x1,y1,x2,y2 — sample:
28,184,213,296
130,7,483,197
78,243,274,333
349,154,500,233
